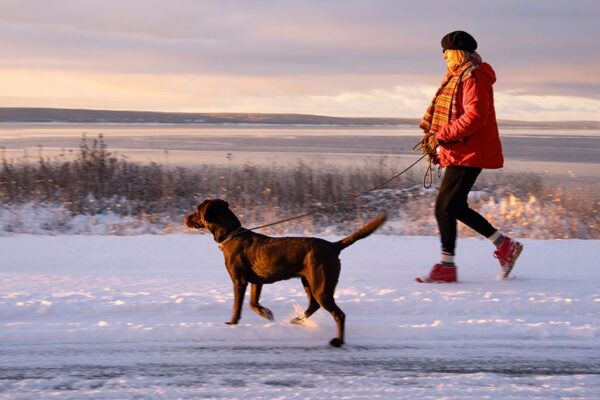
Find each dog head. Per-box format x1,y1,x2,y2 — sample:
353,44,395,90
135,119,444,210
185,199,242,242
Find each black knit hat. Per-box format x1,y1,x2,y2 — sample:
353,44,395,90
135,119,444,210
441,31,477,52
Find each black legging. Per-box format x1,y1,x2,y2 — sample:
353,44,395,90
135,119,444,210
435,166,497,254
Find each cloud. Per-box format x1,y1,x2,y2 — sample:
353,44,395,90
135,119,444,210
494,93,600,121
2,68,597,121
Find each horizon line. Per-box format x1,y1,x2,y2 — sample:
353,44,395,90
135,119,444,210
1,106,599,125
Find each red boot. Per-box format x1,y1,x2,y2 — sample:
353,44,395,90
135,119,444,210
494,237,523,279
416,264,457,283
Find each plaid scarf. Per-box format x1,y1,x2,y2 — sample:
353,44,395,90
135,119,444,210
420,52,482,135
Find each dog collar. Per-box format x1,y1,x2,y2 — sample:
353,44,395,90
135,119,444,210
217,227,246,251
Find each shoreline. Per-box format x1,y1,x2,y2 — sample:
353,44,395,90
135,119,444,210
1,123,599,137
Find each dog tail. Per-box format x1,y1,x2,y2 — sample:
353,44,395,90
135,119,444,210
334,214,387,252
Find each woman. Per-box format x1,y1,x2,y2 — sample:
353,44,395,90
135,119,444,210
417,30,523,283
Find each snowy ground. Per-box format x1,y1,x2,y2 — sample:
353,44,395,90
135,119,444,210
1,233,599,399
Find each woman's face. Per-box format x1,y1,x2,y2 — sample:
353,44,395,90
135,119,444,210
443,50,464,71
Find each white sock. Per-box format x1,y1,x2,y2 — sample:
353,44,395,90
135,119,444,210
441,252,455,266
488,230,504,247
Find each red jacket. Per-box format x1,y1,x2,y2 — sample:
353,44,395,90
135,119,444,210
435,62,504,169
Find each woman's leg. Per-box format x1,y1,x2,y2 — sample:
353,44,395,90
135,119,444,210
431,166,523,281
435,166,496,255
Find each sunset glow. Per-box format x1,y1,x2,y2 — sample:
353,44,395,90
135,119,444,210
0,0,598,121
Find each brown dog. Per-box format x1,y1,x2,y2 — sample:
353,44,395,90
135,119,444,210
185,199,386,347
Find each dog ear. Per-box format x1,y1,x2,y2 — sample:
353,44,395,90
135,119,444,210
203,199,229,223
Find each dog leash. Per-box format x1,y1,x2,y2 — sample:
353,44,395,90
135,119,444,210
412,138,442,189
221,152,428,242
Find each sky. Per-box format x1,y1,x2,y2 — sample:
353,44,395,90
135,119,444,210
0,0,598,121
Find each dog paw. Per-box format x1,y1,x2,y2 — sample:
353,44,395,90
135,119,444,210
225,320,239,325
289,316,305,325
261,307,274,321
329,338,344,348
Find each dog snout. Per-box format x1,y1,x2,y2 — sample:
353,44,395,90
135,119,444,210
185,214,204,229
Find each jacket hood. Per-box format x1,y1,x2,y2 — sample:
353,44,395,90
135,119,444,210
476,62,496,85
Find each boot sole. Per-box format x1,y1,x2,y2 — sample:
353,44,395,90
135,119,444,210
415,276,457,283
